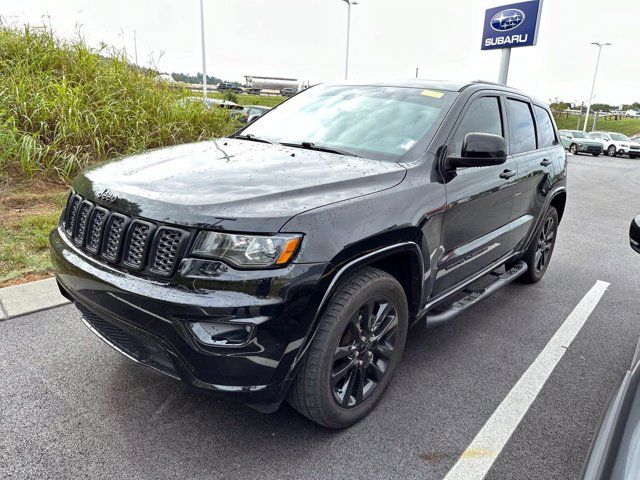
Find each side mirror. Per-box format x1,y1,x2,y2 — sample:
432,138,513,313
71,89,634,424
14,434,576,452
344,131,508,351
630,216,640,254
447,133,507,169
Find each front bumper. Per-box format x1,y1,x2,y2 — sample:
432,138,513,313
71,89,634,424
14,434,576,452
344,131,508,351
50,226,331,410
627,147,640,156
577,144,603,154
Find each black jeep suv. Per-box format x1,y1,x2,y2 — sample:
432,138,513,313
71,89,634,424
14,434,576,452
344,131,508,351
50,80,567,428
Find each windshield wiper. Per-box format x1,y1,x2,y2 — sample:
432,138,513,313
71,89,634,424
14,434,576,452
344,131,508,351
233,134,276,144
281,141,360,157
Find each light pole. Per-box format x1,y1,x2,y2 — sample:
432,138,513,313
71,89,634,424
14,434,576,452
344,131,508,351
583,42,611,131
199,0,208,97
340,0,358,80
133,29,138,65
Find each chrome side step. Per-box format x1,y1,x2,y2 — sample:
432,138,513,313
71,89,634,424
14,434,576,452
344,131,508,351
425,261,528,328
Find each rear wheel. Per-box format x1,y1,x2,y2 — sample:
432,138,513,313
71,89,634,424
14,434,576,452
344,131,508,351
515,206,559,284
608,145,617,156
286,267,408,429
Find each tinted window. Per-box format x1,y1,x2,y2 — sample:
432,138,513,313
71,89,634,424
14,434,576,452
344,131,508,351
507,99,536,154
452,97,503,156
534,106,556,148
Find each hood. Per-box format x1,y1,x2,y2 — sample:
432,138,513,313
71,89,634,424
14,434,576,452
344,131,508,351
578,138,603,146
75,139,407,232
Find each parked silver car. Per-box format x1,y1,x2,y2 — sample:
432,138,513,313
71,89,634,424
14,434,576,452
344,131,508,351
559,130,603,156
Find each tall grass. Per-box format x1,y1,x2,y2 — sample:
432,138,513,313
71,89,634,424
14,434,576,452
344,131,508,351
0,26,238,181
554,115,640,137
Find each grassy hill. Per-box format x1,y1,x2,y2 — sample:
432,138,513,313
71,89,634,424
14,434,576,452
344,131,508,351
554,115,640,137
0,26,237,182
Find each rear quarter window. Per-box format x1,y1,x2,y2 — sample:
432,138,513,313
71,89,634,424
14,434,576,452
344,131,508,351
534,106,556,148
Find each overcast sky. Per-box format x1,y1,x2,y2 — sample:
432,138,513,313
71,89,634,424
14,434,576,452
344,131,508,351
4,0,639,105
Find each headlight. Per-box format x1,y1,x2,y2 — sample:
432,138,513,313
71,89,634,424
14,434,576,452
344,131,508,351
191,231,302,267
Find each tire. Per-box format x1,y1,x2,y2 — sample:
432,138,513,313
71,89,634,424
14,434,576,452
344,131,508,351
569,144,578,155
630,155,638,159
607,145,617,156
286,267,408,429
516,206,559,284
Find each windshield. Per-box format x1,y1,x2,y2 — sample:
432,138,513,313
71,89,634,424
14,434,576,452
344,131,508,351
240,84,455,161
610,133,630,141
571,131,588,138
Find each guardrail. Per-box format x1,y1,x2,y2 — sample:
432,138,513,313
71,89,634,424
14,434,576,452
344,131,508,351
168,82,283,96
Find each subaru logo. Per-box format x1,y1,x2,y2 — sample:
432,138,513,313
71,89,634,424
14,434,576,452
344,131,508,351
490,8,525,32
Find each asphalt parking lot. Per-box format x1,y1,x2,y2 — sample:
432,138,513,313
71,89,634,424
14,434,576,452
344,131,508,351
2,153,639,480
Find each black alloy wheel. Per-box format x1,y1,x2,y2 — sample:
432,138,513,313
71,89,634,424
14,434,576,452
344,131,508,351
569,144,578,155
511,206,559,284
286,267,408,428
331,297,399,408
534,216,556,275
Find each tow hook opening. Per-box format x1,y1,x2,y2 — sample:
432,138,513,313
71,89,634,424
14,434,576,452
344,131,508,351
190,321,254,347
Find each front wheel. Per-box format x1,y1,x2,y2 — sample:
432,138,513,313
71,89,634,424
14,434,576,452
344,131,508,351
608,145,617,156
516,206,559,284
286,267,408,428
569,144,578,155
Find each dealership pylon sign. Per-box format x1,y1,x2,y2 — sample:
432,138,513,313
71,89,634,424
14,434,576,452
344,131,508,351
481,0,543,84
481,0,542,50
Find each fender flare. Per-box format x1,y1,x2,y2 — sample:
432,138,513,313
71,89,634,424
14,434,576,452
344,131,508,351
285,241,425,380
519,186,567,253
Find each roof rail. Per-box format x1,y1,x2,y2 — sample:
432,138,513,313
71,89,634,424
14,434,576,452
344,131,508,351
470,79,509,87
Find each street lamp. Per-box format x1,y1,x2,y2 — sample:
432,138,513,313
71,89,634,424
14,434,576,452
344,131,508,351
583,42,611,131
340,0,358,80
199,0,208,97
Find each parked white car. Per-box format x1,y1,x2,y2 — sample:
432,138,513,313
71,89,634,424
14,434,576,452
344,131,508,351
588,131,640,158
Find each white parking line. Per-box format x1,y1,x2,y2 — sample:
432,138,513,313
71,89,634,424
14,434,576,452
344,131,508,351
443,280,611,480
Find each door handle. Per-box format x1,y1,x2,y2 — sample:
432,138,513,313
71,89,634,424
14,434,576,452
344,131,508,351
499,169,516,179
540,158,552,166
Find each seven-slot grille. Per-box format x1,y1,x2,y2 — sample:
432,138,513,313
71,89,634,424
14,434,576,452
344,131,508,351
62,192,188,277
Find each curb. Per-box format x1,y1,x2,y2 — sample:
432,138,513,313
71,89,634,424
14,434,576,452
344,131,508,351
0,277,70,320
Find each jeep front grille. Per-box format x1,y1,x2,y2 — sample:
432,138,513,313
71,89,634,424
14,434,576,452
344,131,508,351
61,192,189,278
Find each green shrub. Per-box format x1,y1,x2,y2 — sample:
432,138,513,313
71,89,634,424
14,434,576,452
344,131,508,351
0,26,238,181
223,91,239,103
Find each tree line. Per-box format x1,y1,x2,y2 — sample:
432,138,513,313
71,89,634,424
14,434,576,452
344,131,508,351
550,100,640,113
170,72,242,86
